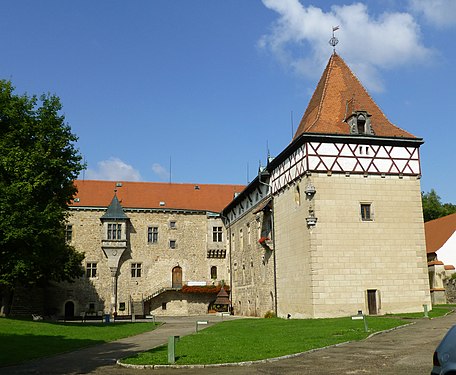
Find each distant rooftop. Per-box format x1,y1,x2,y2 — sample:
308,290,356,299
425,213,456,253
71,180,246,213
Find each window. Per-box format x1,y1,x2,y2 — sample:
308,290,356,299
162,302,167,310
169,221,176,229
212,226,223,242
169,240,176,249
239,229,243,251
119,302,125,311
211,266,217,280
148,226,158,243
131,263,142,277
65,225,73,242
361,203,372,221
86,263,97,278
107,223,122,240
357,114,366,134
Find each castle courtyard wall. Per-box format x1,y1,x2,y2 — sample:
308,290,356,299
49,209,229,317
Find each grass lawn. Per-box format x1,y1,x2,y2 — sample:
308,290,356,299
387,304,456,319
122,316,407,366
0,318,158,367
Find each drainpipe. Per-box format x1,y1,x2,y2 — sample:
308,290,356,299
270,208,278,317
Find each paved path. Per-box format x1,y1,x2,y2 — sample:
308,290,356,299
4,313,456,375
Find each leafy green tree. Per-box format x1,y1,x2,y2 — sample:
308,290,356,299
0,80,85,312
422,189,456,222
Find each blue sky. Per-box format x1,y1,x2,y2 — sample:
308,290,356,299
1,0,455,203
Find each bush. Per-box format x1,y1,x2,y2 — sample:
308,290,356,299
264,310,276,318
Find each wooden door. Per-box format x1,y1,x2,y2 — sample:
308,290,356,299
172,266,182,288
367,290,377,315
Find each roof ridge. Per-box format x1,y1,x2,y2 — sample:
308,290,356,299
75,179,244,188
306,54,335,133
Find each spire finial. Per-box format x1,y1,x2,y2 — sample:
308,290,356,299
329,26,339,53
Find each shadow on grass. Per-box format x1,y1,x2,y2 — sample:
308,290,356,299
0,333,104,367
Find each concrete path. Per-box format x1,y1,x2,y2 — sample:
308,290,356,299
4,312,456,375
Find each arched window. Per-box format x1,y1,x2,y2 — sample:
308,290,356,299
211,266,217,280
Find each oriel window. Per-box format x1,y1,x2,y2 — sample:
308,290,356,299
107,223,122,240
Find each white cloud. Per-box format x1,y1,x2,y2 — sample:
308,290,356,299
152,163,170,180
260,0,432,92
409,0,456,28
86,157,142,181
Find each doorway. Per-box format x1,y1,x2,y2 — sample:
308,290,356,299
367,290,377,315
172,266,182,288
64,301,75,318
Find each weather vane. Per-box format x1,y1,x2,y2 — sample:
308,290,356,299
329,25,339,53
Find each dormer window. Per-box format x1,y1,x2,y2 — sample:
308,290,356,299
347,110,374,135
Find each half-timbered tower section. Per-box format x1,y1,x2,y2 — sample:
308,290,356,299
47,180,243,318
222,53,431,318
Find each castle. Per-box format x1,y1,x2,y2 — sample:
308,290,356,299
46,53,431,319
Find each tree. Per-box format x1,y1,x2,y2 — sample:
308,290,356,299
0,80,85,313
422,189,456,222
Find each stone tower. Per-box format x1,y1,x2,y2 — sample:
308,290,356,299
223,53,431,318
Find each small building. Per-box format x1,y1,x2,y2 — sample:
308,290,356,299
426,213,456,304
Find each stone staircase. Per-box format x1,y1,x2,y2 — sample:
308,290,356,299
142,281,182,303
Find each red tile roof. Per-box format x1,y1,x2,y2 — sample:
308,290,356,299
71,180,245,213
293,53,415,140
425,213,456,253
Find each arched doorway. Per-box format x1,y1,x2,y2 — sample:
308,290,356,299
172,266,182,288
64,301,74,318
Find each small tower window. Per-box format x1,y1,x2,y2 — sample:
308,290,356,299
357,114,366,134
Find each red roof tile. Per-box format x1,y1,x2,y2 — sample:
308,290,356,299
425,213,456,253
293,53,415,139
71,180,245,213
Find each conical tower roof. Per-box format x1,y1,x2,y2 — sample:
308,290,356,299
214,286,230,305
293,53,415,140
101,193,129,220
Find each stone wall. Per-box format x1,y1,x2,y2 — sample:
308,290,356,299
227,199,276,317
49,209,230,317
445,278,456,303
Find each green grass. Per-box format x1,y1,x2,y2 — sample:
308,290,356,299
122,316,407,366
0,318,158,367
387,304,456,319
